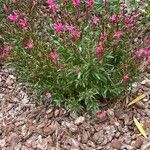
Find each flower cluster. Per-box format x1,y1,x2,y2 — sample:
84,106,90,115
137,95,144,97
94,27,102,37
1,0,148,113
7,11,28,30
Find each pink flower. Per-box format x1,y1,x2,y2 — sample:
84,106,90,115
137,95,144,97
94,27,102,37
71,0,80,8
146,39,150,45
114,31,123,39
45,92,52,98
19,17,28,29
66,24,74,31
2,44,11,57
54,22,64,33
3,4,8,12
47,0,57,12
85,0,94,9
66,24,80,40
111,15,117,23
32,0,36,5
124,16,134,28
125,16,134,24
8,11,19,22
144,49,150,56
100,32,108,41
70,29,80,40
25,41,33,49
96,41,103,60
92,15,99,25
47,0,56,5
121,74,129,83
49,51,59,60
96,111,107,121
135,49,144,58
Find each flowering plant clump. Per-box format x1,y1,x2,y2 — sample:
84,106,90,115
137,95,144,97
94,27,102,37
0,0,149,113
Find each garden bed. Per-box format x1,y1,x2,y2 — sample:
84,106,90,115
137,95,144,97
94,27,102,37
0,0,150,149
0,64,150,150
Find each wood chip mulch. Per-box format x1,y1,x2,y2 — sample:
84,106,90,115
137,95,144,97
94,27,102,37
0,65,150,150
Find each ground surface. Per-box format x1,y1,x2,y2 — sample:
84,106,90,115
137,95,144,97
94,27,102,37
0,64,150,150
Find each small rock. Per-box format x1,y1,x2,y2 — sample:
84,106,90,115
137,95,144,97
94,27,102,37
144,120,150,129
46,108,53,114
13,97,19,102
60,108,67,116
98,137,104,144
21,145,30,150
124,135,132,144
101,136,108,146
70,112,78,119
7,133,19,147
110,125,116,133
107,109,115,118
82,122,91,130
135,102,145,109
124,114,130,125
43,125,57,135
21,94,29,104
66,122,78,133
121,144,133,150
131,82,140,94
93,131,104,144
0,94,4,99
132,137,143,149
74,116,85,125
81,130,89,143
117,125,122,132
54,109,60,117
31,141,37,149
21,125,28,136
122,126,128,133
87,140,95,148
15,121,25,127
114,121,120,126
69,138,79,148
114,109,124,119
0,139,5,147
115,132,121,138
141,142,150,150
14,143,22,150
141,79,150,88
145,65,150,74
97,146,103,149
71,148,79,150
145,109,150,117
143,98,149,102
6,75,15,86
89,125,95,134
94,124,103,131
131,134,136,140
80,144,93,150
111,139,122,149
107,134,114,142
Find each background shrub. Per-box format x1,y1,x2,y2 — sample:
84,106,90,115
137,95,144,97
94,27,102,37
0,0,149,113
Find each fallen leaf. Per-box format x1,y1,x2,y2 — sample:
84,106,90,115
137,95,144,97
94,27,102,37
128,94,146,106
133,117,147,139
